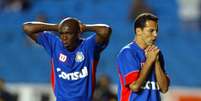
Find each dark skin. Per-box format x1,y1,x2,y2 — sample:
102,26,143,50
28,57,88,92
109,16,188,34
23,17,112,51
58,19,82,51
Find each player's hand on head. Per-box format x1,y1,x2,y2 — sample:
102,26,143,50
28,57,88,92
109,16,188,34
79,23,86,33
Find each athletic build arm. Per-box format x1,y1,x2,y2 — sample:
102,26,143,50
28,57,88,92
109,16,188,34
80,24,112,44
129,45,159,92
155,54,169,93
23,22,58,41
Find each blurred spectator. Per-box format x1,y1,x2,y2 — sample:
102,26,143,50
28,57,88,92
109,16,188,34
0,78,14,101
0,0,4,10
3,0,31,13
178,0,201,31
128,0,154,21
199,0,201,29
36,13,48,22
0,0,6,7
93,75,117,101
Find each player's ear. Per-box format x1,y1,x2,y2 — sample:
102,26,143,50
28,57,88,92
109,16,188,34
136,28,142,35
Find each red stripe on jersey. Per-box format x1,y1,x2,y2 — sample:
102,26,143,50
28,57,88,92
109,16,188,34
117,67,132,101
92,60,98,95
51,59,55,92
125,70,139,85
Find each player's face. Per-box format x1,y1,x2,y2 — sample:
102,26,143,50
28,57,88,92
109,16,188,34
141,20,158,46
59,25,80,47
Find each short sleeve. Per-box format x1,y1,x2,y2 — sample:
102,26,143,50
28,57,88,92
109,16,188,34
85,33,108,59
36,31,58,56
117,49,140,86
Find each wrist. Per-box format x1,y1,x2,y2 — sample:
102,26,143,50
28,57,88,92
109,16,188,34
53,24,59,31
80,23,86,32
145,58,154,67
155,60,160,65
46,24,58,31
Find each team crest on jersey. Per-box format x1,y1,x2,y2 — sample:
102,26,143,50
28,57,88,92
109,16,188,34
75,52,85,62
59,53,67,62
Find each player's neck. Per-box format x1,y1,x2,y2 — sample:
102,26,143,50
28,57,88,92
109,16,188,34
134,37,147,50
66,39,82,52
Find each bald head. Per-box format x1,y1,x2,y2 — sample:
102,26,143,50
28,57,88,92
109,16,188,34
58,17,81,34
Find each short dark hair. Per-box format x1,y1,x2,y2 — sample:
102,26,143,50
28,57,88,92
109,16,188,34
134,13,158,33
59,17,80,25
59,17,81,34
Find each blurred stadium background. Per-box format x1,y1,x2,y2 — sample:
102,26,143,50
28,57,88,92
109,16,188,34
0,0,201,101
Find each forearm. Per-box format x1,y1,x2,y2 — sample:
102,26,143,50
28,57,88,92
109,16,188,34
85,24,111,33
129,60,154,92
23,22,58,34
84,24,112,42
155,61,169,93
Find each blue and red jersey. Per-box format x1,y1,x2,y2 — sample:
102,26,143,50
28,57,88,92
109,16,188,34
117,42,166,101
36,31,107,101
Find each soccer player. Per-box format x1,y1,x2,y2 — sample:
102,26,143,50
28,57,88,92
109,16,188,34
23,17,112,101
116,13,169,101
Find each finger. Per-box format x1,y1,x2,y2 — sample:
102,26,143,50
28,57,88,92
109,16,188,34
145,45,151,52
147,45,154,51
149,45,157,51
153,46,158,51
155,48,160,54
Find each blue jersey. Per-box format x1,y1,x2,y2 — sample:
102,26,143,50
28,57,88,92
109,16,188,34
36,31,107,101
117,42,166,101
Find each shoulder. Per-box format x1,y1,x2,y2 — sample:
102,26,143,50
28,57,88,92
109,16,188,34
39,31,60,39
85,33,96,40
41,31,57,36
118,43,137,58
82,33,98,47
36,31,61,45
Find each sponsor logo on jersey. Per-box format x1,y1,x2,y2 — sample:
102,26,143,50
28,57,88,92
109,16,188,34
56,66,88,80
75,51,85,62
141,81,160,90
59,53,67,62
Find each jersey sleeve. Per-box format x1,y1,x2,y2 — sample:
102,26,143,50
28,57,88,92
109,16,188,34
117,49,140,86
36,31,58,56
85,33,108,59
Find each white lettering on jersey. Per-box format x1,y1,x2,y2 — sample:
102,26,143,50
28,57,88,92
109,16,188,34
141,81,160,90
59,53,67,62
56,66,88,80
